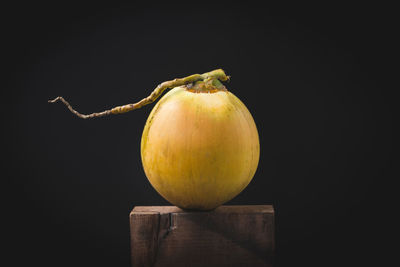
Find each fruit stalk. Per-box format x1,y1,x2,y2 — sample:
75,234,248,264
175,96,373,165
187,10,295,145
48,69,229,119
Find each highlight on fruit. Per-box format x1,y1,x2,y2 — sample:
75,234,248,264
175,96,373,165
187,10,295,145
49,69,260,210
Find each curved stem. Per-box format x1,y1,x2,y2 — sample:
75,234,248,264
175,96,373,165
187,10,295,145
48,97,112,119
48,69,229,119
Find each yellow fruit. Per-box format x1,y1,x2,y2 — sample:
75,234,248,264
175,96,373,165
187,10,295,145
49,68,258,210
141,83,260,210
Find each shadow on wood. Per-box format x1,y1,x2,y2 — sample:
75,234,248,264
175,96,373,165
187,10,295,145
130,205,274,267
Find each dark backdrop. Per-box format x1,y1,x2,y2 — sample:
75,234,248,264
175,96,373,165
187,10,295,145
3,2,395,267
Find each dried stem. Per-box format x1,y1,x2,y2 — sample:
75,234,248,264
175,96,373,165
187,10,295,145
49,69,229,119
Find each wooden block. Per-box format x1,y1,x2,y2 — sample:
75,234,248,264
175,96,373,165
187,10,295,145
130,205,274,267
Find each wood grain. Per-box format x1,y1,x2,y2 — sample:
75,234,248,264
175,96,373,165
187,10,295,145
130,205,274,267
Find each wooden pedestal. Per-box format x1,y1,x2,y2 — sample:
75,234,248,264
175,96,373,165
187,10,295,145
130,205,274,267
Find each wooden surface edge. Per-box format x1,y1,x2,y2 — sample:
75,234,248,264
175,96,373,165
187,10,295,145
131,205,274,214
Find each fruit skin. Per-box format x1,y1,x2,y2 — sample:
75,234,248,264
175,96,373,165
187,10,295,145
141,86,260,210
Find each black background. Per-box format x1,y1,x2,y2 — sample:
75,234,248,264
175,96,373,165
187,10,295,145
3,2,395,267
